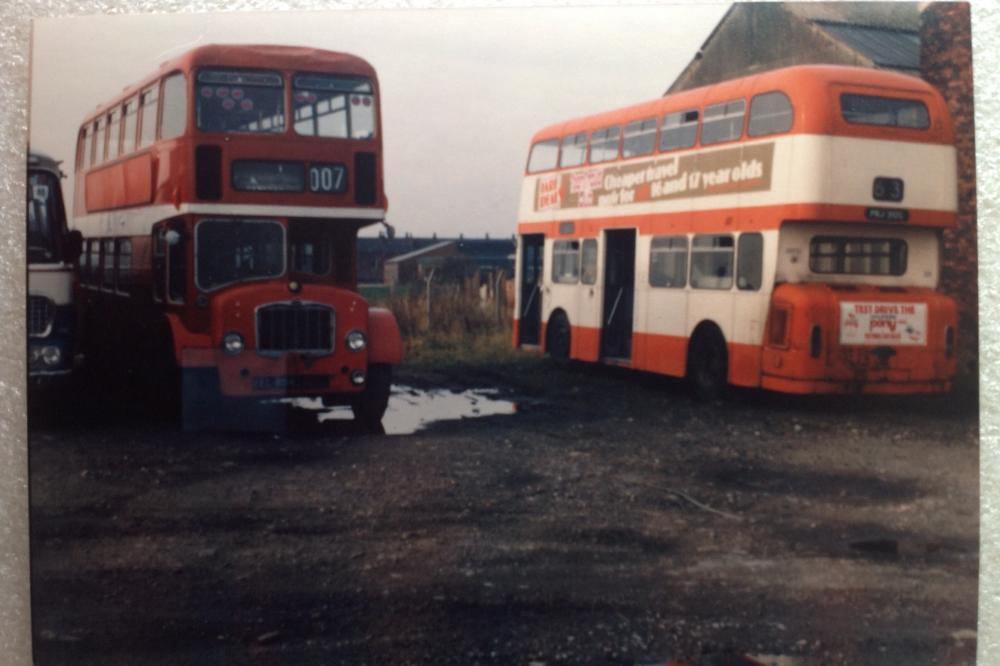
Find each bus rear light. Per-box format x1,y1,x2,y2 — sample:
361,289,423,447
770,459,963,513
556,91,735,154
945,326,955,358
768,307,789,347
810,325,822,359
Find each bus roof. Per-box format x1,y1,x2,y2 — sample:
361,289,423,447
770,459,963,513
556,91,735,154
82,44,378,124
530,64,951,144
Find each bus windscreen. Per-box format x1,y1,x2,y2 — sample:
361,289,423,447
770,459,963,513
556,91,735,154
196,69,285,134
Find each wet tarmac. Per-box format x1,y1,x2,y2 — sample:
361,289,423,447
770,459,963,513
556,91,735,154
293,384,517,434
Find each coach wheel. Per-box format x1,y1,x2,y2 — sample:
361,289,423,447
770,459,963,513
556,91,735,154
687,328,728,402
546,312,571,361
352,364,393,431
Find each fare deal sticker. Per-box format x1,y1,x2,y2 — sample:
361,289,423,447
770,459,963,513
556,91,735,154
839,301,928,346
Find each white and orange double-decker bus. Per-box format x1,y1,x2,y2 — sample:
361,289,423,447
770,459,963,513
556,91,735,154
73,44,401,426
514,65,958,399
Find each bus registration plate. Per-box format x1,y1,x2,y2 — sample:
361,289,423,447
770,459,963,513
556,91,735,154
252,375,331,391
839,302,927,346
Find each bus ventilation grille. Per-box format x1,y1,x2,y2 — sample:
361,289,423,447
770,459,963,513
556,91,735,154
256,303,335,354
28,296,54,337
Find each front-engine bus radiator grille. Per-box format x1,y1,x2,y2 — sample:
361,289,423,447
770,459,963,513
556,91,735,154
28,296,54,337
256,303,334,354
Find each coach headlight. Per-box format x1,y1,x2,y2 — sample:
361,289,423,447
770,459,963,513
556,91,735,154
223,332,245,355
345,330,367,352
41,345,62,366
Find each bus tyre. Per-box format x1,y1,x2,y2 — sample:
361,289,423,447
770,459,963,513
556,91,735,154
352,364,392,431
546,312,571,361
688,329,728,402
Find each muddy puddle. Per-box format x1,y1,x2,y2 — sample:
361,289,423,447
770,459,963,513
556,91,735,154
291,385,517,435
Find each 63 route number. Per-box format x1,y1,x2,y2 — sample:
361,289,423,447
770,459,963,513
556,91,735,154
308,163,347,193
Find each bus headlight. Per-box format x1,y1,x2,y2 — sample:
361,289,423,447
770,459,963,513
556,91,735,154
223,332,245,355
41,345,62,366
346,330,367,352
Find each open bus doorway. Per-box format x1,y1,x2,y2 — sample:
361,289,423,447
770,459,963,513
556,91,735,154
518,233,544,346
601,229,635,360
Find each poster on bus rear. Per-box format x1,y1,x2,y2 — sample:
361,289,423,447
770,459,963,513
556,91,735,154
839,301,928,346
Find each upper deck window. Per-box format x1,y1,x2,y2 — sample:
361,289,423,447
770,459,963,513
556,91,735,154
623,118,656,158
660,110,698,151
293,74,376,140
840,94,929,129
559,133,587,168
701,100,745,145
748,91,793,137
527,139,560,173
139,85,158,148
107,109,122,161
122,98,138,154
589,126,620,163
161,73,188,139
196,69,284,134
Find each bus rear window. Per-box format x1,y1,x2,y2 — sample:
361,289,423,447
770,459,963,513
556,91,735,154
840,94,929,129
293,74,376,140
527,139,559,173
810,237,907,276
196,69,285,134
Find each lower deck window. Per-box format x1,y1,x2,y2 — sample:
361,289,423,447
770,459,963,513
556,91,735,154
809,236,907,276
690,234,734,289
551,240,580,284
581,239,598,285
649,236,687,288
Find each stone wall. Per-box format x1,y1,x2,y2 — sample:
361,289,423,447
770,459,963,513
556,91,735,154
920,3,977,366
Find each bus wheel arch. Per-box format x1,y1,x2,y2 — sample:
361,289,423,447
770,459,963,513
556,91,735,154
545,309,572,360
686,321,729,401
367,307,403,364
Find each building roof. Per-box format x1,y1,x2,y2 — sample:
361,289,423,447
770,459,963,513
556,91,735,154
812,20,920,74
385,240,454,264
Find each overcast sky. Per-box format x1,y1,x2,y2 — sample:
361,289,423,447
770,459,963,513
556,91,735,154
29,5,731,238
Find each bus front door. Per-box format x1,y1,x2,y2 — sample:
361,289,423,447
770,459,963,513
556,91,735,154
518,234,544,346
601,229,635,360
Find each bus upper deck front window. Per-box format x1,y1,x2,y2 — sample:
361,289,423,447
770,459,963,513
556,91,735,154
196,70,285,134
27,171,63,263
293,74,376,140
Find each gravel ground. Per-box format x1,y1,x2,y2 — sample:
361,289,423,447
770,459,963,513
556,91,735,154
28,357,979,665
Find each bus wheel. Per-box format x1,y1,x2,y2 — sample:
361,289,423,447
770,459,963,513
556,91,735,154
687,328,728,402
546,312,571,361
352,364,392,431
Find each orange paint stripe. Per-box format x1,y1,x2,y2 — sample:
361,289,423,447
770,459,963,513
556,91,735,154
517,203,955,238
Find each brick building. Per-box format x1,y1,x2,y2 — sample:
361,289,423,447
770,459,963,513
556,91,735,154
668,2,977,364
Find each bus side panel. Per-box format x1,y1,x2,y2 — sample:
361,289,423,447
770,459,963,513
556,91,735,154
571,325,600,362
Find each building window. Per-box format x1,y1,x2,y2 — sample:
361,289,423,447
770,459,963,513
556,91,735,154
589,126,620,163
559,133,587,168
527,139,560,173
736,233,763,290
809,236,907,276
660,109,698,151
690,234,734,289
160,73,188,140
623,118,657,158
551,240,580,284
701,99,745,145
581,239,598,285
748,91,793,136
649,235,688,288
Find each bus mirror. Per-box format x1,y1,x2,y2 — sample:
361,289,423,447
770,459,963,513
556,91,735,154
63,230,83,261
165,229,183,246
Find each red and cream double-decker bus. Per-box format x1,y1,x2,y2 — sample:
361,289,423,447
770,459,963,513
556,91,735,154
73,44,401,426
514,65,958,398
